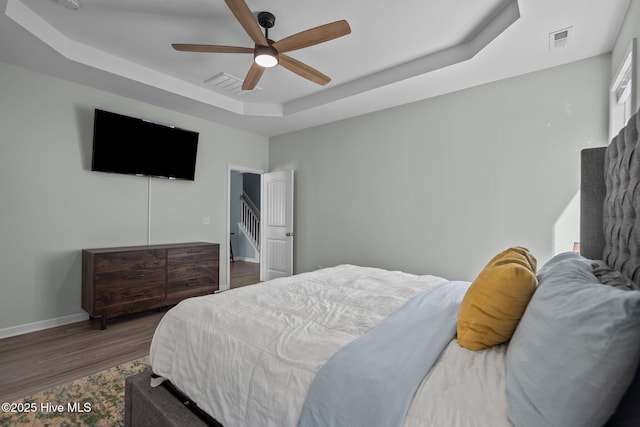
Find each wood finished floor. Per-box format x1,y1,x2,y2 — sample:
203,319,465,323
0,261,261,403
230,260,261,289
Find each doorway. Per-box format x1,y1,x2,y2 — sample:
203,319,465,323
227,166,264,290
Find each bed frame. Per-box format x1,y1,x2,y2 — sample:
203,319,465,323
125,370,221,426
125,109,640,427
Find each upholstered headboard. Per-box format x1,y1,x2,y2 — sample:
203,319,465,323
580,111,640,427
581,110,640,285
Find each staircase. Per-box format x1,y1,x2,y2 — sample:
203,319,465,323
238,192,260,255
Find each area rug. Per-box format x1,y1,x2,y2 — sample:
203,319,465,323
0,356,150,427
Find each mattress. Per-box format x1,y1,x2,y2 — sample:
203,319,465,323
150,264,510,427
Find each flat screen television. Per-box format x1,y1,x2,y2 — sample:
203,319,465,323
91,109,199,181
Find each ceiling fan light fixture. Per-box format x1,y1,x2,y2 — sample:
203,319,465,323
254,45,279,68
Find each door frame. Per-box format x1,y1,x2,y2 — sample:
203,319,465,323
225,164,265,291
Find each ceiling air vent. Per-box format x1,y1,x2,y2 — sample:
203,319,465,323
58,0,80,10
549,27,572,50
205,73,261,97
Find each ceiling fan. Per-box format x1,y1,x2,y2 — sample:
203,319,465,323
171,0,351,90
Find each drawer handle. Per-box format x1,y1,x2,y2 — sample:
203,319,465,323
125,291,147,298
122,273,145,280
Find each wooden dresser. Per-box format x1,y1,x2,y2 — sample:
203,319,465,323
82,242,219,329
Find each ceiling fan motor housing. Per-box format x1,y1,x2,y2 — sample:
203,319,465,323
258,12,275,29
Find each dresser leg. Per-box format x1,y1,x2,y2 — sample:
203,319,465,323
101,316,107,330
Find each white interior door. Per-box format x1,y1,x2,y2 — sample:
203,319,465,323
260,170,294,281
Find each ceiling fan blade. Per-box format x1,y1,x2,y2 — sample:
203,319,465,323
279,54,331,86
224,0,268,46
242,62,265,90
172,44,254,54
272,20,351,53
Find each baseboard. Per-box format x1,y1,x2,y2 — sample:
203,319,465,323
233,256,259,263
0,312,89,339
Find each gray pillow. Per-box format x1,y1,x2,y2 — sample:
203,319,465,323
506,252,640,427
590,262,640,427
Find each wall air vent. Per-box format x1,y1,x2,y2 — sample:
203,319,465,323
205,72,261,97
549,27,573,50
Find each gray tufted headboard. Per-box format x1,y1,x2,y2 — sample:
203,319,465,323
581,110,640,285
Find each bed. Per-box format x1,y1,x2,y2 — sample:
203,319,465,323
125,109,640,427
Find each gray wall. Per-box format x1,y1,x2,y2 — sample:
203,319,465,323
0,61,268,331
270,55,610,281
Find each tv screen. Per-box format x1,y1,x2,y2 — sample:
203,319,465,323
91,109,199,181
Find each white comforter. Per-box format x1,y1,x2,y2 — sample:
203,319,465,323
150,265,510,427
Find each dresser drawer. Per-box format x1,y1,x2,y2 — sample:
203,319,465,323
93,250,165,274
93,250,165,288
166,276,215,301
95,280,165,310
167,245,217,267
94,268,165,289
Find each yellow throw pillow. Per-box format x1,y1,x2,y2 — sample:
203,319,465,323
457,246,538,351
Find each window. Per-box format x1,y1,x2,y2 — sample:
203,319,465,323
610,38,637,140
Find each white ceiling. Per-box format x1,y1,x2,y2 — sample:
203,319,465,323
0,0,631,137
